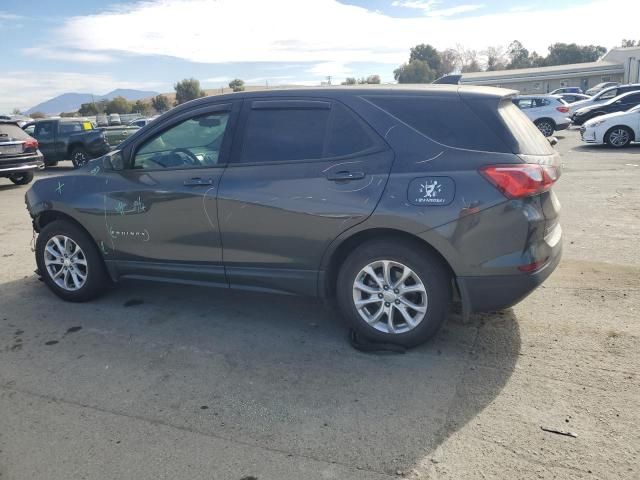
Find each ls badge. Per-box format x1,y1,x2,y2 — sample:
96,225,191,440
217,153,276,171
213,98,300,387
408,177,455,206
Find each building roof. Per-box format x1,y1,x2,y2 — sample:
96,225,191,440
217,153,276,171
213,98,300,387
460,61,624,84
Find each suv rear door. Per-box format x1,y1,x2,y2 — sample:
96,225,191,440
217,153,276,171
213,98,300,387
217,98,393,295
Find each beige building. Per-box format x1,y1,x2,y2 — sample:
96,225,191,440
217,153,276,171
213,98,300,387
459,46,640,93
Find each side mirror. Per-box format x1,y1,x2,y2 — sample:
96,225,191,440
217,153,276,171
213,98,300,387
103,151,124,171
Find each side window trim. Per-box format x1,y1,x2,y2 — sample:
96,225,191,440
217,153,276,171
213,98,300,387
124,102,239,171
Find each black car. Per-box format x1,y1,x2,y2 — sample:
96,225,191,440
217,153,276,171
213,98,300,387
25,86,562,347
0,120,44,185
572,90,640,125
23,118,110,168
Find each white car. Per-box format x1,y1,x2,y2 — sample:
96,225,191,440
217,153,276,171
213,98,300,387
512,95,571,137
568,84,640,115
580,104,640,148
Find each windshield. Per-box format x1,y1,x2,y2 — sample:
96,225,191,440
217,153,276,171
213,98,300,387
629,104,640,113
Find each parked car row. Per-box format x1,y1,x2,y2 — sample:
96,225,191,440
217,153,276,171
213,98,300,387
575,83,640,148
16,117,157,170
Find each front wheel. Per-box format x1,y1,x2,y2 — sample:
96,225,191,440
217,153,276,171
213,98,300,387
336,239,451,348
534,119,555,137
35,220,110,302
605,126,633,148
9,171,34,185
70,147,90,169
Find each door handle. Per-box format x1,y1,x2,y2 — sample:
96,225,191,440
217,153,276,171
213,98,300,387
326,170,366,182
184,177,214,186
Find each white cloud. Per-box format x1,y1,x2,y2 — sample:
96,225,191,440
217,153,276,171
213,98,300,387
391,1,484,17
426,4,485,17
23,47,115,63
203,76,232,84
0,71,161,112
55,0,638,67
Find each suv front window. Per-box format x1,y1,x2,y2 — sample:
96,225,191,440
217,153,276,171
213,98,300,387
133,111,230,169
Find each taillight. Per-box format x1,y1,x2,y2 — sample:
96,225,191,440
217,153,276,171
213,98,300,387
480,164,559,199
24,138,38,151
556,106,570,113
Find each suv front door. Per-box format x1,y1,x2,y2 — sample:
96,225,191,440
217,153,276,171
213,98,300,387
101,102,239,285
217,98,394,296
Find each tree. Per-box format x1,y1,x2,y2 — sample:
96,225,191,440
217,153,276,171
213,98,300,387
29,112,46,119
78,102,99,116
341,77,357,85
544,43,606,66
105,96,132,114
456,46,480,73
621,39,638,47
484,46,506,71
393,60,435,84
60,112,77,118
506,40,532,69
174,78,206,105
366,74,381,84
438,49,459,77
151,94,170,113
133,100,151,116
228,78,245,92
11,108,22,115
409,44,442,75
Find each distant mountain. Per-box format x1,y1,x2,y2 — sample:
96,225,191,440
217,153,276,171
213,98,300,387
26,89,159,115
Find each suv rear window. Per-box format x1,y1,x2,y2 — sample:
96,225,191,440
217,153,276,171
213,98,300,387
498,100,555,156
0,123,30,142
240,101,378,163
367,95,509,153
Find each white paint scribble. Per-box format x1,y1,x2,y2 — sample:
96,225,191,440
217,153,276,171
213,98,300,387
416,151,444,164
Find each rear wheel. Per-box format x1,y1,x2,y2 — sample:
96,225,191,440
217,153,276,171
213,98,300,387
336,239,451,348
9,171,34,185
605,126,633,148
70,147,90,169
35,220,110,302
534,119,555,137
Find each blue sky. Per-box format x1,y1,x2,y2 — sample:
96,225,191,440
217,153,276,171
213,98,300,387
1,0,636,112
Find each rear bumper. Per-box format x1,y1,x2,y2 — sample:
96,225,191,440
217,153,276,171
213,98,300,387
457,235,562,313
0,153,44,175
556,121,570,131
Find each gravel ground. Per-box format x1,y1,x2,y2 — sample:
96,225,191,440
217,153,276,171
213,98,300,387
0,130,638,479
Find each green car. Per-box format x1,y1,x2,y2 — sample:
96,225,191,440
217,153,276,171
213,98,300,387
100,125,140,148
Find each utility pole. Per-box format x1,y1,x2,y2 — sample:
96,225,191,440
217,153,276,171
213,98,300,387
326,75,332,85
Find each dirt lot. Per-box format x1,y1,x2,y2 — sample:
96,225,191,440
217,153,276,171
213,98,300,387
0,130,638,480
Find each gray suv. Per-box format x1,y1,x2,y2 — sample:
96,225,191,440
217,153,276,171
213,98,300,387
25,86,562,347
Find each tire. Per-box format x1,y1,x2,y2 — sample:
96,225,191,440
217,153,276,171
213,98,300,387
35,220,110,302
9,171,34,185
336,238,452,348
70,146,90,169
534,119,555,137
604,126,633,148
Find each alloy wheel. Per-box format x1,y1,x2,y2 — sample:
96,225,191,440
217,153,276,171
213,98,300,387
44,235,88,291
352,260,428,334
536,121,554,137
74,151,88,167
608,128,630,147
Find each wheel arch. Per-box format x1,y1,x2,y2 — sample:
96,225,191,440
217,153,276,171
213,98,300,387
67,142,84,157
605,124,636,142
321,227,456,298
34,210,113,280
